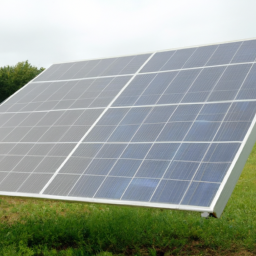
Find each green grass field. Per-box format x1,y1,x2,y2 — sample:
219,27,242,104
0,145,256,255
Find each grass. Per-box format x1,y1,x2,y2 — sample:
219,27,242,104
0,146,256,255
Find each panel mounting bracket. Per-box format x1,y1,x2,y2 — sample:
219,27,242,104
201,212,216,218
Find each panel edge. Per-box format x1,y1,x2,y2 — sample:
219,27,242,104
212,114,256,218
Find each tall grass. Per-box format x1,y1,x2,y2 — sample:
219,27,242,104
0,145,256,255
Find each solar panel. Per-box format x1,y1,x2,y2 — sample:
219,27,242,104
1,39,256,218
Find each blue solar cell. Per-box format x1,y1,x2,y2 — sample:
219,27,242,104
183,45,218,68
185,66,225,93
140,51,175,73
120,54,151,74
144,105,176,124
44,174,80,196
224,101,256,122
214,121,251,141
87,58,117,77
194,163,231,183
109,159,141,177
164,161,199,180
157,122,192,141
211,64,251,91
73,60,100,79
231,40,256,63
161,48,196,71
174,143,209,161
121,144,151,159
69,175,105,197
182,182,220,207
164,69,201,94
134,94,161,106
181,92,209,103
96,144,127,158
206,42,242,66
122,178,159,201
157,93,183,104
84,126,116,142
95,177,131,199
59,157,92,174
203,143,240,162
185,121,221,141
132,123,165,142
108,125,140,142
170,104,202,122
84,159,116,175
101,56,134,76
120,107,151,125
147,143,180,160
197,103,230,121
142,72,178,95
136,160,169,178
151,180,189,204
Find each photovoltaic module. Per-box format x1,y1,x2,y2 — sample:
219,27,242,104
0,39,256,217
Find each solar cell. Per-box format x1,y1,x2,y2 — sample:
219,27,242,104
1,38,256,217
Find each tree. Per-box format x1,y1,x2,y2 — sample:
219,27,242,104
0,61,44,103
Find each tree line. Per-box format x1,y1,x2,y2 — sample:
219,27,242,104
0,61,44,103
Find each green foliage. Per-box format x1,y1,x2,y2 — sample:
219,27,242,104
0,145,256,255
0,61,44,103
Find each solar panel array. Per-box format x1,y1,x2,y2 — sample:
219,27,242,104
1,39,256,217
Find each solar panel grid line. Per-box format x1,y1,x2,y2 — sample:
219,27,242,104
4,98,256,116
77,141,242,144
34,65,61,82
5,111,62,143
133,73,178,107
113,46,202,109
57,62,77,80
43,63,77,81
0,110,74,186
76,78,116,109
110,99,256,108
29,61,256,86
0,66,51,109
65,74,171,197
32,73,134,84
1,82,54,113
6,81,69,113
210,113,256,216
101,55,135,76
159,46,197,71
34,80,82,111
173,42,248,205
11,110,88,191
150,68,203,107
0,112,47,142
37,171,221,184
177,61,255,207
1,106,107,115
65,61,90,81
86,109,161,198
17,81,62,106
147,46,229,203
39,52,155,194
118,47,219,201
29,81,80,111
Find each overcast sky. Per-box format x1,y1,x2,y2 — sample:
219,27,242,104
1,0,256,69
